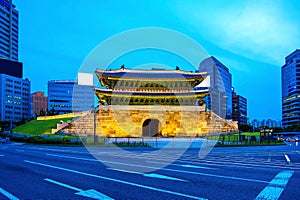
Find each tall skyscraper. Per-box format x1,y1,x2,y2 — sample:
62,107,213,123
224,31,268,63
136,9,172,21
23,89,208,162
282,49,300,128
198,56,232,119
232,88,247,126
0,0,19,61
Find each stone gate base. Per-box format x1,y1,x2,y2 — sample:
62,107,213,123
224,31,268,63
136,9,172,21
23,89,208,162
62,105,238,137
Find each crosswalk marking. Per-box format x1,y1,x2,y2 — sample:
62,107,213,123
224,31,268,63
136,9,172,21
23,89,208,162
254,170,294,200
284,154,292,165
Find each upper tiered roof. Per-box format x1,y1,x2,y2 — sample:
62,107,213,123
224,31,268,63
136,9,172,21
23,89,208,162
95,68,208,89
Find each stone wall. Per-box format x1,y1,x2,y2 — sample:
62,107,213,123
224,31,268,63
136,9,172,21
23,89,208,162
62,105,238,137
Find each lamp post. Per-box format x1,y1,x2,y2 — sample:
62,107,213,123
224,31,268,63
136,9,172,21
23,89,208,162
93,105,98,145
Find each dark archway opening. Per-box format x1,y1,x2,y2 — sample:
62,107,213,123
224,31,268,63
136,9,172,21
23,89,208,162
142,119,161,137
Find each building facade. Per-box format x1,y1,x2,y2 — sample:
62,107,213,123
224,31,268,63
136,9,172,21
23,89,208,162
0,0,18,61
62,68,238,137
198,56,232,120
282,49,300,128
31,91,47,116
232,88,247,125
251,119,282,129
0,73,30,122
48,80,94,114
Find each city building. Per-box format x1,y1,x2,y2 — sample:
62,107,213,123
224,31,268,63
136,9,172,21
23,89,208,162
62,68,238,137
0,59,22,77
31,91,47,116
251,119,282,129
0,60,30,122
282,49,300,128
48,80,94,114
0,0,19,61
251,119,260,129
198,56,232,119
232,88,247,126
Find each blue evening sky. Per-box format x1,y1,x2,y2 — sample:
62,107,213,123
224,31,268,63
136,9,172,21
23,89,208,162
14,0,300,121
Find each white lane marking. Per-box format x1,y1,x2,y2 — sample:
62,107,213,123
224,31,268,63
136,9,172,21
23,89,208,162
284,154,292,165
181,164,214,169
107,168,187,182
25,160,205,200
107,168,143,175
44,178,113,200
91,150,295,170
47,153,97,162
0,187,19,200
297,151,300,155
16,149,24,152
0,155,4,157
30,147,84,154
146,160,216,170
144,173,187,182
44,178,81,191
46,153,268,184
254,170,294,200
189,157,295,170
48,148,297,170
267,154,271,162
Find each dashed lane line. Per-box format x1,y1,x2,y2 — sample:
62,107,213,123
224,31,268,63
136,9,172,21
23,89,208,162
24,160,206,200
145,160,217,170
45,153,269,184
0,187,19,200
107,168,188,182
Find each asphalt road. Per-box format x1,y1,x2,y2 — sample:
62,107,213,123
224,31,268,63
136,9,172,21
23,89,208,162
0,142,300,200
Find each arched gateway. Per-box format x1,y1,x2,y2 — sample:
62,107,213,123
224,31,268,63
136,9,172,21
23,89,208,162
142,119,161,137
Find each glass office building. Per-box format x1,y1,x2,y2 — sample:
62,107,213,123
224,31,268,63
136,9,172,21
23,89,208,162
232,88,247,125
282,49,300,128
48,80,94,114
198,56,232,120
0,73,30,122
0,0,18,61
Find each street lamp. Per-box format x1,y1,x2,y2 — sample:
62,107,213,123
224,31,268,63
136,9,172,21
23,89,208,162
93,105,98,145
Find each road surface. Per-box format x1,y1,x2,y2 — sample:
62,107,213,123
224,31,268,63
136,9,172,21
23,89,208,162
0,142,300,199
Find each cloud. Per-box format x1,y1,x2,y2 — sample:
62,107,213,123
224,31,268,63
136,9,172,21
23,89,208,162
171,0,300,65
219,2,299,64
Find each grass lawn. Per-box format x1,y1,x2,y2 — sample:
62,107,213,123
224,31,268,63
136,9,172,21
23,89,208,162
205,132,261,143
12,117,73,135
205,131,284,146
240,132,261,137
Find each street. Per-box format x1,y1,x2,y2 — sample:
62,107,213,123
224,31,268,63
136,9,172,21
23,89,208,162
0,142,300,199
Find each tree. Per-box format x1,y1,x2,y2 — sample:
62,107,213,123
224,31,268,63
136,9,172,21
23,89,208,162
0,120,10,131
273,127,284,133
239,124,253,132
39,109,46,116
48,107,58,116
285,123,300,132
